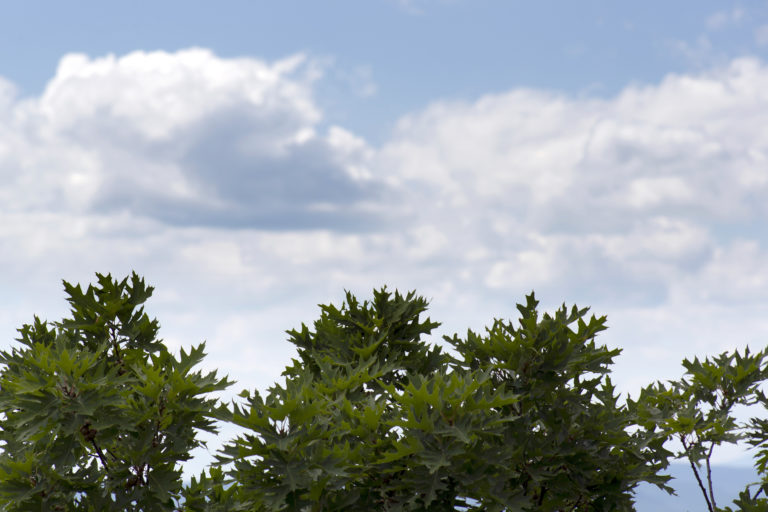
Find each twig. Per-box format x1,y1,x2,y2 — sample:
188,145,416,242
682,437,714,512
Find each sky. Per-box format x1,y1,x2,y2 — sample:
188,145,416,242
2,1,768,502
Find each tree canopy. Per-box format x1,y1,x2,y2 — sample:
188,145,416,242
0,273,766,511
0,274,230,510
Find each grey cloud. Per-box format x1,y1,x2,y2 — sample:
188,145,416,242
89,105,385,230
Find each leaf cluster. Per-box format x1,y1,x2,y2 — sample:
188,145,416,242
218,290,669,511
633,348,768,511
0,273,230,511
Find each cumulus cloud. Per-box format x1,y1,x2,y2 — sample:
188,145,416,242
0,49,381,229
375,57,768,310
2,50,768,421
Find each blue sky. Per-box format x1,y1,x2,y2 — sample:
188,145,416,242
4,1,768,141
2,2,768,507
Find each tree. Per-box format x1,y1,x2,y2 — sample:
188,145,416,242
220,288,671,511
0,273,230,511
634,348,768,511
14,273,768,511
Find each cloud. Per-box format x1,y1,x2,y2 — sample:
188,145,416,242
666,35,716,67
706,8,744,30
756,24,768,47
2,51,768,416
376,57,768,308
389,0,426,15
4,50,768,473
0,49,382,230
387,0,457,15
336,65,377,98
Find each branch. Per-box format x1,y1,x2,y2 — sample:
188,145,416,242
705,442,716,510
682,437,714,512
109,323,122,361
91,439,110,472
81,422,110,473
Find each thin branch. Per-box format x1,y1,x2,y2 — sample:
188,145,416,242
689,457,713,512
682,437,714,512
91,439,110,472
109,324,122,361
705,442,716,510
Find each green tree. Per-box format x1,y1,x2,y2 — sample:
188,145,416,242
0,273,231,511
221,288,672,511
20,274,768,511
634,348,768,511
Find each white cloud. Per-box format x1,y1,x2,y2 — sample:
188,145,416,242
706,8,744,30
0,77,15,112
0,49,381,229
625,177,693,208
673,241,768,303
756,24,768,47
375,57,768,311
40,50,318,141
336,65,378,98
2,51,768,471
667,35,716,67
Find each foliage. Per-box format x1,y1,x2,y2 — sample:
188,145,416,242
633,348,768,512
0,273,231,511
220,289,671,511
5,273,768,511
